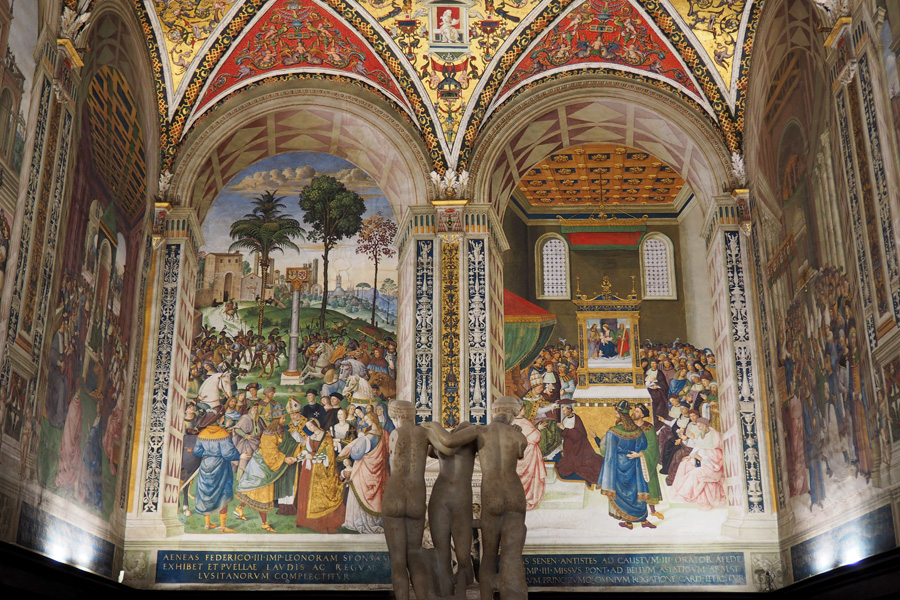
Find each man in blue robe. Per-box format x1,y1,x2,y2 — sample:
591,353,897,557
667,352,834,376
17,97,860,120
597,401,655,530
193,408,243,531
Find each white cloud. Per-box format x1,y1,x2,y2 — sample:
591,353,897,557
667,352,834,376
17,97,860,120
227,165,377,195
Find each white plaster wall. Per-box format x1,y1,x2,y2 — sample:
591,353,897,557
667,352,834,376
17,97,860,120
679,201,716,351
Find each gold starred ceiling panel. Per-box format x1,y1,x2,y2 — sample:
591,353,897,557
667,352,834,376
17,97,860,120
516,144,686,209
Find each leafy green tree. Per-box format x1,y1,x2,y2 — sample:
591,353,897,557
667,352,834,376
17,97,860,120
356,213,397,327
242,260,252,276
380,277,398,296
299,176,365,330
229,191,305,335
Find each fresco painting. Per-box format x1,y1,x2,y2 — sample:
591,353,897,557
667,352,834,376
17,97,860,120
882,355,900,447
36,198,133,518
503,255,728,538
0,206,10,323
0,0,37,178
181,151,399,534
766,132,889,521
585,317,632,369
33,64,147,522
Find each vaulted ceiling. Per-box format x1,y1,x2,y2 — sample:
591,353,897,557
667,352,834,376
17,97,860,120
132,0,762,172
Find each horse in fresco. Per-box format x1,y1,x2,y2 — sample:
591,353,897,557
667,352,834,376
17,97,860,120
344,374,374,404
298,341,334,383
196,370,232,411
223,300,239,322
180,370,232,515
338,357,368,382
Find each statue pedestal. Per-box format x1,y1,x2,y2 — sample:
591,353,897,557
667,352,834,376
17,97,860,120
280,371,301,386
409,585,481,599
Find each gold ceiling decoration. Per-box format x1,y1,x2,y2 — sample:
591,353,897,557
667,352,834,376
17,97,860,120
516,143,685,209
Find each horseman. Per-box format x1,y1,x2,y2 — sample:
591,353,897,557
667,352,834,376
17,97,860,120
321,368,344,399
197,361,232,413
383,338,397,379
330,337,348,368
297,339,336,384
187,363,203,405
339,356,368,383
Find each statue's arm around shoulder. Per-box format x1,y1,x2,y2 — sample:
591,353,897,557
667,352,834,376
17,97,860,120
422,421,478,454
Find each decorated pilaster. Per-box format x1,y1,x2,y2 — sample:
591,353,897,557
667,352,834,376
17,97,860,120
396,171,508,426
126,207,201,538
704,192,776,539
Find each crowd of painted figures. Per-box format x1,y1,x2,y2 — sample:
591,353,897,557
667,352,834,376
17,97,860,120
182,325,728,534
42,268,129,512
513,340,726,528
779,267,877,511
182,325,398,533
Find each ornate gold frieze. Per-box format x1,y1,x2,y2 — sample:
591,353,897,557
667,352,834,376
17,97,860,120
440,239,460,427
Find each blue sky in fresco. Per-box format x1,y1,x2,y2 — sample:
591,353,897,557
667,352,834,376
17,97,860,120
201,152,398,291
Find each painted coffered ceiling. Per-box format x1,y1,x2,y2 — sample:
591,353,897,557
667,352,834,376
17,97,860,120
515,143,686,210
131,0,762,171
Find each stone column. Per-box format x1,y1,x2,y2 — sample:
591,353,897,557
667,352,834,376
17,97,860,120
704,194,777,539
280,278,304,386
395,203,507,425
126,208,202,539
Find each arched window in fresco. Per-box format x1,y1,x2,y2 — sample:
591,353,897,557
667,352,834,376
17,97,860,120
640,233,676,300
536,233,570,299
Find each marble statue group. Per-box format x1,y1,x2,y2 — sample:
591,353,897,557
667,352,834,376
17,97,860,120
384,397,529,600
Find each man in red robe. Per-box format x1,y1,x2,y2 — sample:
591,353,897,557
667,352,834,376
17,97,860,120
555,405,603,486
616,322,630,357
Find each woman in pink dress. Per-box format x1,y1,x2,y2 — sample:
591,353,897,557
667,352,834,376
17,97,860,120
55,379,84,491
339,412,389,533
513,404,547,510
670,419,726,510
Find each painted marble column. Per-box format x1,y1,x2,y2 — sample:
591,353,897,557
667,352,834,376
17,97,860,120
126,208,202,538
395,204,507,425
704,195,777,539
280,278,304,386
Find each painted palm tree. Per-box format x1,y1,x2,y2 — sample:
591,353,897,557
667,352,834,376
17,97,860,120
229,191,306,335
